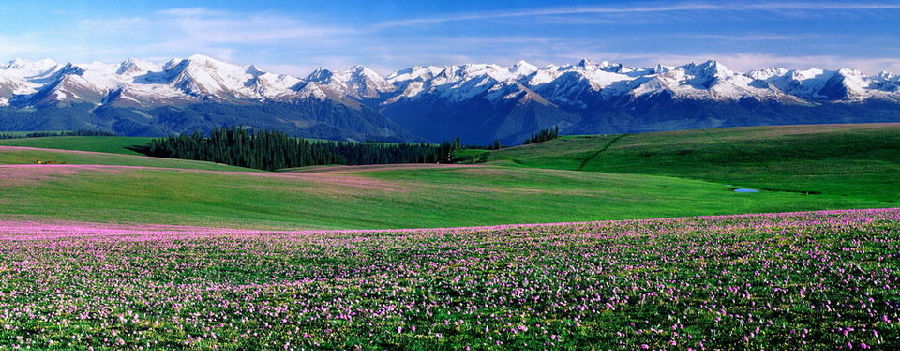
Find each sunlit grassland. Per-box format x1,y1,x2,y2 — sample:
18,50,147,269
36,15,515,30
0,123,895,229
484,123,899,203
0,209,896,350
0,136,153,155
0,162,890,229
0,145,258,172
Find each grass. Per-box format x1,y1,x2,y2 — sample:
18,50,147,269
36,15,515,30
0,123,896,229
1,125,898,349
0,145,258,172
453,148,491,163
483,123,900,203
0,136,154,155
1,209,897,350
0,162,890,230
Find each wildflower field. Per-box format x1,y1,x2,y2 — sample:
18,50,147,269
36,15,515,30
0,208,897,350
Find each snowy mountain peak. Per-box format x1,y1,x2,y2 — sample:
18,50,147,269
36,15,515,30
836,67,863,77
339,66,396,98
4,58,58,69
790,68,827,82
1,55,898,141
576,59,594,68
245,65,265,76
161,55,239,75
747,67,790,81
5,58,26,68
295,66,396,100
306,67,334,82
510,60,537,76
1,55,897,110
162,58,182,71
1,59,61,79
687,60,732,76
348,65,367,72
117,57,158,76
876,71,897,80
347,65,385,81
386,66,442,83
54,63,85,77
185,54,223,64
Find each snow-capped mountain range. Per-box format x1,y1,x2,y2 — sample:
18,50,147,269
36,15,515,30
1,54,897,143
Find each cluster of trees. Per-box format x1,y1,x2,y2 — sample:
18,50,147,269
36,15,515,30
464,140,503,150
138,127,457,171
333,141,455,165
524,126,560,144
452,139,503,151
0,129,117,140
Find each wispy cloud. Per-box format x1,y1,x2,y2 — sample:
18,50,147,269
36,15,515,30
80,9,354,45
0,34,45,58
1,3,896,75
372,2,900,28
49,7,360,67
667,34,806,41
156,8,225,17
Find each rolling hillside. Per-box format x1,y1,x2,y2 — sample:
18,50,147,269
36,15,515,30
484,123,900,203
0,123,895,229
0,136,152,155
0,160,888,229
0,145,259,172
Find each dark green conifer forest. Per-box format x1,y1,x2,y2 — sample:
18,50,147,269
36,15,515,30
139,127,456,171
524,126,559,144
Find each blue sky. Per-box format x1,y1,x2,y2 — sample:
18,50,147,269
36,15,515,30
0,0,897,75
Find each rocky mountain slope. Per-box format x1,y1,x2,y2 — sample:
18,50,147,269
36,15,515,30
1,55,897,143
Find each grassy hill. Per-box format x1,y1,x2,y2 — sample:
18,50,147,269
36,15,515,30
0,161,889,229
0,123,896,229
0,136,153,155
483,123,900,203
0,145,259,172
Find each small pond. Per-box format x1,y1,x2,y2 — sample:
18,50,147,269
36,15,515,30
732,188,760,193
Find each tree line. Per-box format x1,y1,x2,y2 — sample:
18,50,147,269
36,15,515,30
524,126,559,144
136,127,458,171
0,130,117,140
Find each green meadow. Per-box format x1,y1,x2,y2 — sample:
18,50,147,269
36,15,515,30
0,135,153,155
0,123,896,229
0,143,258,172
483,123,900,203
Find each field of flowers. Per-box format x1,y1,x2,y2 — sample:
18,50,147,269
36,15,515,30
0,208,898,350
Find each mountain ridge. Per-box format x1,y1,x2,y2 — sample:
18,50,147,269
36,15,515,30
1,55,897,143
